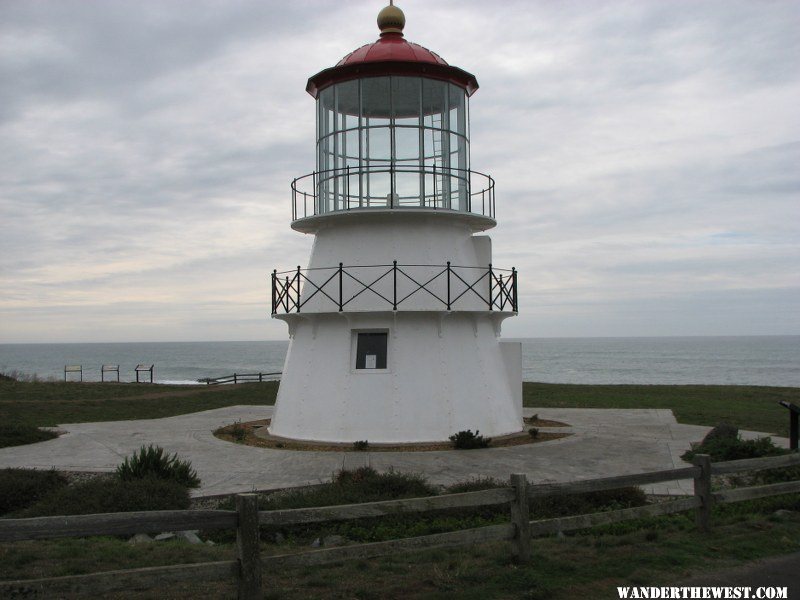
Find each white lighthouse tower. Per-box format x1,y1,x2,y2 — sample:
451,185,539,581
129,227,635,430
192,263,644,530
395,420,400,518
269,4,522,444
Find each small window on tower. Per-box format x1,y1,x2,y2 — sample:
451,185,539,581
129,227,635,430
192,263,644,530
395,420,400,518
355,332,388,370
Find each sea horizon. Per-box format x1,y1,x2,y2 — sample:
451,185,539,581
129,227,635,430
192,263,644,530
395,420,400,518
1,335,798,388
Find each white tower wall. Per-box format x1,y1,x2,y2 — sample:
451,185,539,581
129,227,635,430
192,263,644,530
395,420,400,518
271,310,521,443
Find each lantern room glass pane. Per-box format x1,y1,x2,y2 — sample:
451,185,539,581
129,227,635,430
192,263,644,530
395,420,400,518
395,127,419,162
337,80,360,131
362,78,391,124
392,77,420,126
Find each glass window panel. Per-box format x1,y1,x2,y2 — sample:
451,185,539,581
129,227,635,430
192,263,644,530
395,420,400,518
365,171,391,206
448,84,466,136
336,81,360,131
423,128,443,164
392,77,420,126
394,171,420,205
367,126,391,161
347,174,361,207
319,87,335,138
342,130,359,162
355,332,388,370
422,79,446,128
362,77,391,125
450,134,467,172
394,127,419,161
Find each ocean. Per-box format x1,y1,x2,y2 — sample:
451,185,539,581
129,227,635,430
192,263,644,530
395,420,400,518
0,336,797,387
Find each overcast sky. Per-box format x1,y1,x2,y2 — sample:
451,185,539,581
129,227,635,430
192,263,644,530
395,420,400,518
1,0,798,343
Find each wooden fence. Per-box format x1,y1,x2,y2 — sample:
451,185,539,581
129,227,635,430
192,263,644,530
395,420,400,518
203,372,282,385
1,452,798,598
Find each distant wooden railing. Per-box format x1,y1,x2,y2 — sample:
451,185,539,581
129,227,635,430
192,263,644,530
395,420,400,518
202,372,282,385
1,453,798,598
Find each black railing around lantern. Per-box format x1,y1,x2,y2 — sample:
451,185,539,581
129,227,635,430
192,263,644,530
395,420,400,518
271,262,517,315
291,165,496,221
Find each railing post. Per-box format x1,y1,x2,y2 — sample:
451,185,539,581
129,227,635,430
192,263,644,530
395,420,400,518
233,373,237,385
271,270,277,315
488,263,493,310
296,266,301,313
512,267,517,312
338,262,343,312
446,261,451,310
692,454,712,533
393,260,397,310
284,276,290,312
235,493,262,599
509,473,531,563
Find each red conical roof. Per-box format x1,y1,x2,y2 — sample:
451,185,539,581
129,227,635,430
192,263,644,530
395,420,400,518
336,33,449,68
306,11,478,98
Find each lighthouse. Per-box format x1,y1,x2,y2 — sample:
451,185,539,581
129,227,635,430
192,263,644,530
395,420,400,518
269,3,522,444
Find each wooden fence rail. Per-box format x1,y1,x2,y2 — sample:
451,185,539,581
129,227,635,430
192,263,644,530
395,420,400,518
203,372,282,385
1,452,798,598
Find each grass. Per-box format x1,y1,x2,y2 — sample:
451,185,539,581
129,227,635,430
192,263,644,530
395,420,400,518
523,382,799,437
0,423,58,449
0,379,795,441
0,380,278,431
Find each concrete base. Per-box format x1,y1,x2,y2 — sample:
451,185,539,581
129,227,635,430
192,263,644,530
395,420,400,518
0,406,788,497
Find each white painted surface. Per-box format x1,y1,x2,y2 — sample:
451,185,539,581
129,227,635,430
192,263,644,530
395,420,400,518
271,310,521,442
297,215,503,313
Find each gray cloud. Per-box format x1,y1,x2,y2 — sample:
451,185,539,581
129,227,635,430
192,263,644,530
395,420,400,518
1,0,798,342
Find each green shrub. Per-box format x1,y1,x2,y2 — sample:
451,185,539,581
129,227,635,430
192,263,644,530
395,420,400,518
682,435,788,462
0,468,68,515
116,445,200,488
528,428,539,439
353,440,369,451
444,477,503,494
0,423,58,449
529,487,648,519
449,430,491,449
230,421,247,442
263,467,436,512
23,477,190,517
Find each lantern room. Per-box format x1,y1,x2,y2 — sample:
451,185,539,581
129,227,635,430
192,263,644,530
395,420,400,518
291,3,495,225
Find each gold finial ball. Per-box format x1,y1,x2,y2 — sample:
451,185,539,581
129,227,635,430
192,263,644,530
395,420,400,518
377,4,405,35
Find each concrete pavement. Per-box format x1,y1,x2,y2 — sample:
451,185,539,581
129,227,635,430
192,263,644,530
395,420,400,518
0,406,788,497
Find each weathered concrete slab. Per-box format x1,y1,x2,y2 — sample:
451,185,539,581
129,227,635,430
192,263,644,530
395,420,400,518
0,406,788,497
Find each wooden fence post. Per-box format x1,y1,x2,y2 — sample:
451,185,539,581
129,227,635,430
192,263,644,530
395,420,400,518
692,454,712,532
236,494,262,600
509,473,531,562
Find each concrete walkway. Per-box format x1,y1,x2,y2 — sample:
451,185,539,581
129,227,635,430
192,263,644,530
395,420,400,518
0,407,788,497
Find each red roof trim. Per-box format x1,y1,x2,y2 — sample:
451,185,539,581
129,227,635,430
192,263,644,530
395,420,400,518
307,61,479,98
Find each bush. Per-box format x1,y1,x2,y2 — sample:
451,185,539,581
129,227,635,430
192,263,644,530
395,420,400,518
23,477,190,517
263,467,436,511
528,428,540,439
0,468,68,515
682,435,788,462
353,440,369,451
449,430,491,449
444,477,503,494
230,421,247,442
530,487,648,519
0,423,58,449
116,445,201,488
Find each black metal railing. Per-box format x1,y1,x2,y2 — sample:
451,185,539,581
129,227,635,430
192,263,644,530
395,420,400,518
291,165,496,221
271,262,517,315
